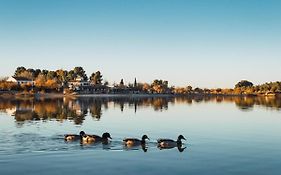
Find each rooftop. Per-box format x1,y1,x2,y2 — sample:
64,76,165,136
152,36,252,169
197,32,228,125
12,76,33,81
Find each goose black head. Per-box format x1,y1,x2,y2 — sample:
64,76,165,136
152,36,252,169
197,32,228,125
79,131,86,137
102,132,112,139
178,135,186,141
142,135,149,141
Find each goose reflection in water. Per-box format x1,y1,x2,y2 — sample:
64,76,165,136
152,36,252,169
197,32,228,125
157,144,186,152
79,141,112,150
123,144,148,152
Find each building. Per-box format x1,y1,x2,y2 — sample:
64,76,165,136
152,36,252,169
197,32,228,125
68,76,90,91
6,76,34,86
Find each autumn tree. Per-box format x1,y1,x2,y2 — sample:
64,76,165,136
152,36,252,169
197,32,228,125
73,67,87,80
194,87,203,93
235,80,254,88
56,69,68,84
14,67,39,79
14,66,26,76
27,68,35,77
47,71,57,80
34,69,41,77
151,79,169,93
67,70,76,81
42,69,49,76
17,71,34,79
141,83,150,92
90,71,103,85
186,85,193,93
35,73,47,87
45,79,58,89
0,81,17,90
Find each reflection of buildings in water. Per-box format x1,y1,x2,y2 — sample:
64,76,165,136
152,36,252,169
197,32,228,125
13,106,36,122
65,99,87,116
89,102,102,120
16,106,34,112
15,110,36,121
5,105,35,121
68,100,81,115
5,107,17,116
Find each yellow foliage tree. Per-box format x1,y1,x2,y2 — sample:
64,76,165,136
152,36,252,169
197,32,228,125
35,74,46,87
45,79,58,89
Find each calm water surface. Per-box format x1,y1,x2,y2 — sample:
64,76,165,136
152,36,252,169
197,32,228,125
0,96,281,175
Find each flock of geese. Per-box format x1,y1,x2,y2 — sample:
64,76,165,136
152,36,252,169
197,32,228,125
64,131,187,152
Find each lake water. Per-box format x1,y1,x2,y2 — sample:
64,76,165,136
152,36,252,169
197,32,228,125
0,96,281,175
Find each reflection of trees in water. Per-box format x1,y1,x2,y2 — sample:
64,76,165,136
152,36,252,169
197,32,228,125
0,97,87,125
258,97,281,109
0,96,280,125
231,96,281,111
87,98,102,120
175,97,192,104
151,98,168,111
234,97,255,111
130,97,171,111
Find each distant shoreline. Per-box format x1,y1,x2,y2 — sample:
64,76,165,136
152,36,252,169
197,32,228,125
2,67,280,99
1,91,280,99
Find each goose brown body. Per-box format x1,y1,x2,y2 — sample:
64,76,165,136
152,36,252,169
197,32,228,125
82,132,112,144
64,131,85,141
123,135,149,147
157,135,186,149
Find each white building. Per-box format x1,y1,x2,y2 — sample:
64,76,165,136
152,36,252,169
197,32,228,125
68,76,90,90
6,76,34,86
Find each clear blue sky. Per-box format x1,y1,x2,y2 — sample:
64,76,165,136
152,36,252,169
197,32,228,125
0,0,280,88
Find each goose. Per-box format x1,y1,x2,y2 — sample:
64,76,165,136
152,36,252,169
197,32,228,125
64,131,85,141
82,132,112,144
157,135,186,149
123,135,149,147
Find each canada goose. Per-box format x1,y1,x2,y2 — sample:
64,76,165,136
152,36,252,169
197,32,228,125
64,131,85,141
157,135,186,148
82,132,112,144
123,135,149,147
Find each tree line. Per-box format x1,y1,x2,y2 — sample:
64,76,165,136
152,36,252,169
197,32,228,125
0,66,103,92
0,67,280,96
